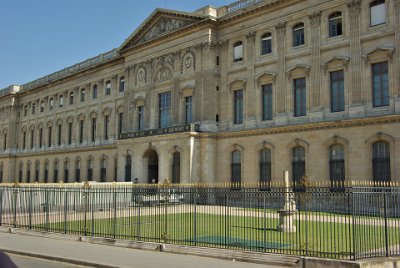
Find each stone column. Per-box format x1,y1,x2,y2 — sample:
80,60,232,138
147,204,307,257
393,0,400,100
275,23,287,120
309,12,322,113
245,32,256,127
172,52,181,125
347,0,363,109
194,44,204,123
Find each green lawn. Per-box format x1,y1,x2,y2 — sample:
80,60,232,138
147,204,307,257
29,212,400,259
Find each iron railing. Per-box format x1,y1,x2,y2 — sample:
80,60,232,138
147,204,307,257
0,181,399,260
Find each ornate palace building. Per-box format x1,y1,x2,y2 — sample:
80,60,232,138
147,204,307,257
0,0,399,184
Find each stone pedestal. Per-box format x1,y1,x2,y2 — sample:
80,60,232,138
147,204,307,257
277,171,297,233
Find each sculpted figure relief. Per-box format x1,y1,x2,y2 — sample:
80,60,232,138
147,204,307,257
140,18,192,44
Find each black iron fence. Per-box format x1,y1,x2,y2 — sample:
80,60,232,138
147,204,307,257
0,181,399,260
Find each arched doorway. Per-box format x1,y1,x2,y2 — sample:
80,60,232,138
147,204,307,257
143,149,158,184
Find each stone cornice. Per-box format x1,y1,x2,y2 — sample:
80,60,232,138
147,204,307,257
216,115,400,139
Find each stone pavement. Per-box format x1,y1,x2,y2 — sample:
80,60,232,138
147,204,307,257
0,230,290,268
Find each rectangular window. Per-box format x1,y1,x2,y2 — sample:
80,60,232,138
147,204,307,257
91,118,96,142
39,129,43,148
118,113,124,136
92,85,98,99
32,104,36,115
370,1,386,26
294,78,306,117
57,125,62,146
49,99,53,110
105,81,111,96
330,70,345,112
69,92,74,105
372,62,389,107
234,90,244,124
138,107,144,131
79,120,84,144
104,115,109,140
119,78,125,92
261,34,272,55
68,122,72,145
3,134,7,150
185,96,193,124
159,92,171,128
30,130,34,149
23,132,26,149
48,127,52,147
233,43,243,62
262,84,273,120
80,89,86,102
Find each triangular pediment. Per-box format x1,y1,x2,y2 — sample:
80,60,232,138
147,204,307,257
119,9,207,51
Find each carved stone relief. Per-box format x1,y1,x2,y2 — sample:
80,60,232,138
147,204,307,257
154,67,173,83
181,50,195,74
136,67,146,87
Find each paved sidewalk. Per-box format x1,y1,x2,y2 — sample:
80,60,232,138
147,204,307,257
0,231,279,268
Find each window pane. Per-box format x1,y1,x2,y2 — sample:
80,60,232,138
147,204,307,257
294,78,306,117
371,3,386,26
234,43,243,61
330,70,345,112
234,90,243,124
159,92,171,128
185,96,193,123
372,62,389,107
262,84,273,120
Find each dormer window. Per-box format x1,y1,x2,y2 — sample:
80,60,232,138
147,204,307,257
370,0,386,26
233,41,243,62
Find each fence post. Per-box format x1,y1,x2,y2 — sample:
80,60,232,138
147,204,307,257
113,182,117,239
64,187,68,234
12,182,19,228
383,190,389,257
0,187,3,226
29,186,33,229
45,188,49,231
193,186,197,246
83,182,89,236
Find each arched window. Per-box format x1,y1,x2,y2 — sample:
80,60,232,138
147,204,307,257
114,158,118,181
372,141,391,182
19,162,23,183
35,160,40,182
119,77,125,92
260,149,272,187
105,81,111,96
40,101,45,112
370,0,386,26
49,98,54,110
88,158,93,181
231,150,241,187
125,155,132,182
44,160,49,183
54,160,59,182
172,152,181,184
100,158,107,182
76,159,81,183
32,103,36,115
64,159,70,183
293,23,305,47
261,33,272,55
329,144,345,185
233,41,243,62
328,12,342,37
292,146,305,184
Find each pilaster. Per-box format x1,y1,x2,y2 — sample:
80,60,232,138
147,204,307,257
275,22,288,122
245,32,257,127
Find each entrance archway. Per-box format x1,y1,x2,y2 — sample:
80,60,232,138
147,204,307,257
143,149,159,184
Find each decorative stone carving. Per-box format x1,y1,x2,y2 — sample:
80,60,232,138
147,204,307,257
347,0,361,14
181,49,195,74
139,17,192,45
154,67,173,83
245,31,256,42
308,11,321,25
136,67,146,87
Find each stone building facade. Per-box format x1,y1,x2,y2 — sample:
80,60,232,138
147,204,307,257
0,0,399,184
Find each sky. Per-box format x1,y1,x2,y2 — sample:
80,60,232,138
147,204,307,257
0,0,233,89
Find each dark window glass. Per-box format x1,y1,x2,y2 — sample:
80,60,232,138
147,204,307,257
372,62,389,107
39,129,43,148
40,102,44,113
76,161,81,183
261,33,272,55
32,103,36,115
23,132,26,149
91,118,96,142
292,146,305,184
330,70,345,112
294,78,306,117
27,164,31,183
54,162,59,182
48,127,52,147
262,84,273,120
59,95,63,107
231,150,241,187
68,123,72,145
88,160,93,181
100,159,107,182
159,92,171,128
329,144,345,186
138,107,144,131
185,96,193,124
58,124,62,146
80,89,86,102
3,134,7,150
260,149,272,189
328,12,343,37
79,120,84,144
104,115,109,140
119,77,125,92
172,152,181,184
293,23,305,47
64,163,69,183
372,141,391,182
125,155,132,182
92,85,98,99
105,81,111,96
30,130,34,149
233,41,243,62
35,162,39,182
69,92,74,105
118,113,124,135
234,90,243,124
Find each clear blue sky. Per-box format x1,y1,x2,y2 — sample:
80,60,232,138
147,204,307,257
0,0,233,89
